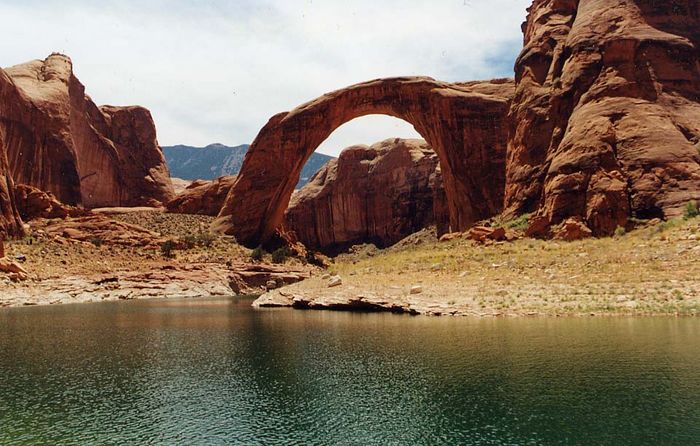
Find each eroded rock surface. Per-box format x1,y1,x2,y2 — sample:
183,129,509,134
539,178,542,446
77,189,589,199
14,184,88,221
0,263,311,307
505,0,700,235
166,176,237,216
0,54,174,208
215,77,514,246
0,134,23,239
33,215,164,248
284,139,447,252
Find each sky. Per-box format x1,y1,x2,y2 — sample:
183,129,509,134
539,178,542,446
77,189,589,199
0,0,531,156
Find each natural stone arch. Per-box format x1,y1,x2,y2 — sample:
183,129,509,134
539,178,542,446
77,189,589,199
213,76,514,246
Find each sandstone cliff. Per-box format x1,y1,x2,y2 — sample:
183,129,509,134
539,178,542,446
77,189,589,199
0,54,174,208
0,135,23,239
166,176,237,216
284,139,447,252
505,0,700,235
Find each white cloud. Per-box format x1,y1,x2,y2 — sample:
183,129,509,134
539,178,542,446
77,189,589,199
0,0,530,156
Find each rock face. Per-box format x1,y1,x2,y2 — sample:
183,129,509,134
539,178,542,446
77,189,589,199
505,0,700,235
166,176,237,216
0,54,174,208
215,77,514,246
284,139,447,252
0,136,23,239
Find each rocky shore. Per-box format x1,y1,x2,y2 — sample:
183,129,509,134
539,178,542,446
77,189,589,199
0,210,314,308
255,219,700,317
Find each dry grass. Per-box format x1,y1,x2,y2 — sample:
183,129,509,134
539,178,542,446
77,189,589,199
3,211,255,280
293,218,700,316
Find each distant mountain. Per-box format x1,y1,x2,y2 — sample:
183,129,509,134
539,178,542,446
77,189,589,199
162,143,334,189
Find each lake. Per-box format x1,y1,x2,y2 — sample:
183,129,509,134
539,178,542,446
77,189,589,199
0,298,698,445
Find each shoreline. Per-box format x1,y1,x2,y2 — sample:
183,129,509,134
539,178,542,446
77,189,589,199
3,286,697,319
1,212,698,317
0,262,310,308
255,219,700,318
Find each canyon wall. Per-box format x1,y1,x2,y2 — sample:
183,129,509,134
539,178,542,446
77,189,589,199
0,134,23,239
284,139,446,252
0,54,174,208
505,0,700,235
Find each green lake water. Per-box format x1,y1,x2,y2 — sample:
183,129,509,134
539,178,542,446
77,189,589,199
0,297,698,445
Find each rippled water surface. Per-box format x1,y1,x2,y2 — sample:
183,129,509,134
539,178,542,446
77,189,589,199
0,298,699,445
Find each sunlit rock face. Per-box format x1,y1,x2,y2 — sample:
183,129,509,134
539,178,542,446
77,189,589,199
214,77,514,246
0,54,174,209
284,139,448,252
505,0,700,235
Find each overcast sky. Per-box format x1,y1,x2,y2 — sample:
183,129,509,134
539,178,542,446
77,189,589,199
0,0,530,156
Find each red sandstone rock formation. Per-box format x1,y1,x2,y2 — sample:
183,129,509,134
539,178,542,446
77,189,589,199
0,54,174,208
166,176,237,216
14,184,89,221
214,77,514,246
0,136,23,239
505,0,700,235
283,139,447,251
34,215,163,248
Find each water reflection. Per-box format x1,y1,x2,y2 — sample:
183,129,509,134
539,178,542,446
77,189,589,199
0,299,698,445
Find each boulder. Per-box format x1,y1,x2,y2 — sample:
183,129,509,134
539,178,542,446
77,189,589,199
505,0,700,235
467,226,507,243
227,263,311,294
554,218,593,242
166,176,237,216
0,257,28,281
525,215,551,239
0,54,174,208
14,184,88,221
328,275,343,288
439,232,463,243
284,139,447,252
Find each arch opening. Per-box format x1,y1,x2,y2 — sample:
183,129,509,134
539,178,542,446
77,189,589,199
283,114,450,254
315,115,422,157
213,77,514,247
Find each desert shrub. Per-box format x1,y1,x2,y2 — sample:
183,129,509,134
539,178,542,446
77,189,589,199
251,246,265,262
684,201,699,220
271,247,290,264
614,226,626,237
196,232,215,247
653,218,683,235
504,213,531,231
160,239,176,258
182,234,197,249
181,232,216,250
